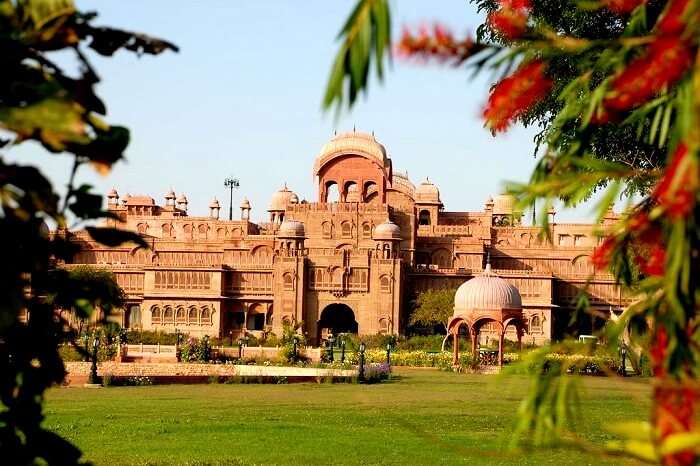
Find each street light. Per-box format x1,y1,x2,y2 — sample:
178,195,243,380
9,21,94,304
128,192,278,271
328,334,336,362
340,336,346,362
224,176,240,221
358,341,366,382
88,335,100,385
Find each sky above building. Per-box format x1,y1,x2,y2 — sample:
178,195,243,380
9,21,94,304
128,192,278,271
11,1,608,223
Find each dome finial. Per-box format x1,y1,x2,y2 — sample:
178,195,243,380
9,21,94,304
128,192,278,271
485,251,492,274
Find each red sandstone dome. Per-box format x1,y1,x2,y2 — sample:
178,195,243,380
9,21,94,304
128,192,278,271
314,131,389,175
453,264,522,313
373,220,402,240
278,219,306,238
268,184,298,212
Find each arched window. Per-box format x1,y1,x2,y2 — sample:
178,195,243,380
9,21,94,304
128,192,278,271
176,306,187,324
127,304,142,329
188,306,199,325
200,306,211,325
163,306,174,323
322,222,332,239
364,181,379,203
198,224,208,239
137,223,149,235
380,275,391,293
325,181,340,203
151,306,161,324
530,315,542,333
283,273,294,291
418,210,431,226
162,223,172,238
183,224,193,239
378,317,389,334
362,222,372,238
341,222,352,238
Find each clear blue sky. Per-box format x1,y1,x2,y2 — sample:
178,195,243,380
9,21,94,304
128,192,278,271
12,1,603,223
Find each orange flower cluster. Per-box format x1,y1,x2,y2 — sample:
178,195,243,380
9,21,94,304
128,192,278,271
396,24,478,64
591,235,616,269
654,383,698,466
488,0,531,40
658,0,691,34
604,36,693,112
627,210,667,276
652,143,698,220
650,326,669,377
483,60,552,132
603,0,647,14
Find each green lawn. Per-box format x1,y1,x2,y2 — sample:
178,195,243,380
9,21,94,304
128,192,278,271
44,368,650,465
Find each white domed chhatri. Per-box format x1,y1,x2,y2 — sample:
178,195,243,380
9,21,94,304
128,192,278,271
208,198,221,209
415,178,441,205
493,194,515,216
373,220,401,241
278,219,306,238
268,184,298,211
453,263,522,313
240,197,251,209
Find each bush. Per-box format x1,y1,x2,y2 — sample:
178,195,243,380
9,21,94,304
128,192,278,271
178,336,212,363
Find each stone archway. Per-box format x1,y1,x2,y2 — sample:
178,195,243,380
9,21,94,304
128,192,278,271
318,304,358,340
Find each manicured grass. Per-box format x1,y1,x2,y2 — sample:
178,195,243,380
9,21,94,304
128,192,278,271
44,368,650,465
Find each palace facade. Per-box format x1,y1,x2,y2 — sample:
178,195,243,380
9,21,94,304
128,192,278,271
63,131,630,345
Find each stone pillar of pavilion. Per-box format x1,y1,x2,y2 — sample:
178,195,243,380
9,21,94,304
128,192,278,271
447,262,525,367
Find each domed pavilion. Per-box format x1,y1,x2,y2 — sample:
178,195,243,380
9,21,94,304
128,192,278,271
447,262,526,366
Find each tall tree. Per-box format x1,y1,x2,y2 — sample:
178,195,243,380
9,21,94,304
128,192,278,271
325,0,700,463
409,288,455,332
0,1,176,463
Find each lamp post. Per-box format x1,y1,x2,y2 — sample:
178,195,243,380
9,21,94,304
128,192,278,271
293,335,299,362
386,342,392,367
224,176,240,221
328,334,336,362
340,336,346,363
620,343,627,377
229,330,234,347
237,337,244,359
88,335,100,385
358,341,366,382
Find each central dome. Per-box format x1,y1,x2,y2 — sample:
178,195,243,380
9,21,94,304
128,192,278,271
453,264,522,313
314,131,389,174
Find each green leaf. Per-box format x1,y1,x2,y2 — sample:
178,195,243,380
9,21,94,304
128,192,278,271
85,226,149,249
659,432,700,455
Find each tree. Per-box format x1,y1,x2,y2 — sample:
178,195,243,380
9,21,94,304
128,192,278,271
409,288,455,332
325,0,699,464
0,1,176,463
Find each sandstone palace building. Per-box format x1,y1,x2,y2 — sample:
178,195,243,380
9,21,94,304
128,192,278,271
64,131,629,345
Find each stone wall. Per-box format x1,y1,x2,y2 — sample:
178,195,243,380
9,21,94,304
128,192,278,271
63,362,354,386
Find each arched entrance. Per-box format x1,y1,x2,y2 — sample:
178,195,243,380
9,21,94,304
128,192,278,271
318,304,358,340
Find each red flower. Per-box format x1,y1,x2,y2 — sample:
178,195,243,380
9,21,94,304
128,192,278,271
488,0,531,40
483,60,552,132
397,24,477,64
657,0,691,34
654,383,698,465
591,235,616,269
636,244,666,276
603,0,647,13
650,326,669,377
652,143,698,220
605,36,693,112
